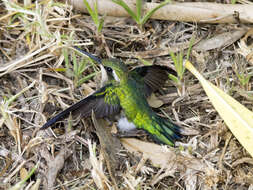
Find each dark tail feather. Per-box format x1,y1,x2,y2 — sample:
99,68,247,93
148,117,181,146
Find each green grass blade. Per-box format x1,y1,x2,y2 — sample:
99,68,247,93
8,164,38,190
170,50,185,81
111,0,138,22
170,51,177,67
98,17,104,33
169,73,179,83
179,52,185,79
93,0,99,26
83,0,99,26
77,72,98,87
141,0,170,25
78,60,87,75
63,49,70,71
186,36,195,60
136,0,142,21
138,56,152,66
73,52,78,76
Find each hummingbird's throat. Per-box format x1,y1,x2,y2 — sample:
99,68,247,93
100,65,108,87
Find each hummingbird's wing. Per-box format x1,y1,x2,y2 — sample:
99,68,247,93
130,65,177,97
40,84,120,130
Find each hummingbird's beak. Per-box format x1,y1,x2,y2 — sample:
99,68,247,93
73,46,109,87
73,46,102,64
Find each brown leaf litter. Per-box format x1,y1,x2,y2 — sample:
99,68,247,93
1,0,253,189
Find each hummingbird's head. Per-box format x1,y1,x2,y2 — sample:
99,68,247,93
102,58,128,82
73,47,128,83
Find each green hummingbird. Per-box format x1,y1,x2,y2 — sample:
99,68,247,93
41,47,181,146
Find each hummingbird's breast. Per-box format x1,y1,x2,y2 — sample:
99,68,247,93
116,79,151,123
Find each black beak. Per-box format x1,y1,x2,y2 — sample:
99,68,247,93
73,46,102,64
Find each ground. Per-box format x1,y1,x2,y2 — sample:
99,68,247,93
0,0,253,189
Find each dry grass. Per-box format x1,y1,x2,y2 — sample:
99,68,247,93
0,0,253,189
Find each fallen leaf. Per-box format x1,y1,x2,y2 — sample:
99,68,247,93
120,138,216,189
147,93,164,108
194,29,246,51
20,167,28,181
185,60,253,157
121,138,177,168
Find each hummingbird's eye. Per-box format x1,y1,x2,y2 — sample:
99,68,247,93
105,67,112,72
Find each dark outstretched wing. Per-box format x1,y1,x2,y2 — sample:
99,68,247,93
130,65,177,97
41,84,120,130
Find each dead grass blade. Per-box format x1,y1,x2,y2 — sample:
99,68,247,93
0,81,36,155
88,140,112,190
7,163,38,190
237,28,253,64
0,42,56,77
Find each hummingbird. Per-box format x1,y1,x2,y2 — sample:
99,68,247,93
41,47,181,146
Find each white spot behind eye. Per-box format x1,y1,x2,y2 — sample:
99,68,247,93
113,70,120,81
100,65,108,87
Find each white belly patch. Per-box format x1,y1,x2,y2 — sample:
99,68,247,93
117,117,136,132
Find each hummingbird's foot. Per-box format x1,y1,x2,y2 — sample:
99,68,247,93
113,129,146,138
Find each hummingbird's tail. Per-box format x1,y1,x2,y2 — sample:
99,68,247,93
146,116,181,146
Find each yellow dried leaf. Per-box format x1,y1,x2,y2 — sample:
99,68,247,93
20,167,28,181
185,60,253,157
121,138,177,168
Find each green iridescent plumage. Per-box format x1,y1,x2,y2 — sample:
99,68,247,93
41,48,181,146
101,60,180,146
